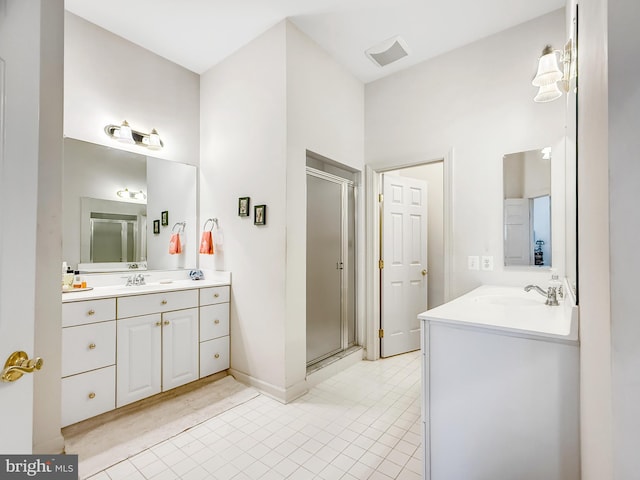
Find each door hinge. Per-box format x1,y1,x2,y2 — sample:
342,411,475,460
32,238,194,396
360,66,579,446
378,329,384,338
378,193,383,203
379,259,384,269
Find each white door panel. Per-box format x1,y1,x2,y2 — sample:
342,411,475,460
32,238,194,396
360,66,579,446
381,174,428,357
504,198,532,266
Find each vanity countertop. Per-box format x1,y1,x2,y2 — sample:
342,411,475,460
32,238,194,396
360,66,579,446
418,284,578,344
62,270,231,303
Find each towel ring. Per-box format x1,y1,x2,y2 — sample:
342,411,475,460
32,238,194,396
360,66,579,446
203,218,218,231
172,221,186,233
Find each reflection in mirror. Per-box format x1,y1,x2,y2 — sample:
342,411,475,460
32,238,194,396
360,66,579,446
63,138,197,272
503,148,551,267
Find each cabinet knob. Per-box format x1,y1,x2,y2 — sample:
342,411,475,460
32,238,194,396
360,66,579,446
161,300,168,305
214,353,220,359
214,319,220,325
87,309,95,316
88,392,96,399
156,321,162,327
88,343,96,350
213,293,219,298
164,320,170,326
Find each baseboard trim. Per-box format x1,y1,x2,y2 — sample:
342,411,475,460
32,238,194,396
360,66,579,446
229,370,308,404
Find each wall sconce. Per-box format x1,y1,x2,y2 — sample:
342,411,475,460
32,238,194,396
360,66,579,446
104,120,164,150
532,39,574,103
117,188,147,201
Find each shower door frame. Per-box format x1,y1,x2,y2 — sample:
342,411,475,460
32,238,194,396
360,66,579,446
306,167,357,367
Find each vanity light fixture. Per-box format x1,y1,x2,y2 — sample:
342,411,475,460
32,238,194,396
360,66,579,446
117,188,147,201
532,39,575,103
104,120,164,149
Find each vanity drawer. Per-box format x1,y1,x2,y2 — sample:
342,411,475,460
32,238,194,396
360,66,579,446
199,286,230,306
199,304,230,341
61,365,115,427
117,289,198,318
62,298,116,327
200,336,229,378
62,321,116,377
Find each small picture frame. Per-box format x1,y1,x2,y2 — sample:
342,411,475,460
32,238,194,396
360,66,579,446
238,197,250,217
161,211,169,226
153,219,160,234
254,205,266,226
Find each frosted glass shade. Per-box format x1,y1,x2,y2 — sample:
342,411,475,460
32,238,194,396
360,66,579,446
147,129,162,150
534,82,562,103
532,51,562,87
117,121,135,144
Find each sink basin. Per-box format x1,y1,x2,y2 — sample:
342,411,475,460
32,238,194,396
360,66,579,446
472,295,543,307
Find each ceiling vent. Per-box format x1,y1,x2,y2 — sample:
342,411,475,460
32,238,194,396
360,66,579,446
365,35,410,68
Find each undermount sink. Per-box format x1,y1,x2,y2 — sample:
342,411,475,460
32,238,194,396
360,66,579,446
472,294,544,307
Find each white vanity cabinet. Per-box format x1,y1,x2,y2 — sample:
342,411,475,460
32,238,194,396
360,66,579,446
61,299,117,427
61,275,231,426
116,290,199,407
199,286,230,377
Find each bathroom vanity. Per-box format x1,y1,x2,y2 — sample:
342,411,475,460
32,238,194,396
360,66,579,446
60,271,230,427
418,285,579,480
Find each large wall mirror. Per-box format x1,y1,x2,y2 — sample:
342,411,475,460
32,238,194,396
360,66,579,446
63,138,197,272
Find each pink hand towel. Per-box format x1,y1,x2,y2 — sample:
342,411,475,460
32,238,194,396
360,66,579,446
199,231,214,255
169,233,182,254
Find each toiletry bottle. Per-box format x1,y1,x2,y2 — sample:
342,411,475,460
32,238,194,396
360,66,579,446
73,270,82,289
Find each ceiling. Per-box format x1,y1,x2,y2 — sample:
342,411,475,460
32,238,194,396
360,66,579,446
64,0,564,83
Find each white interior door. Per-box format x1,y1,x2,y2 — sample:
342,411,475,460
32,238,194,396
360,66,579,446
381,174,428,357
504,198,532,266
0,1,47,453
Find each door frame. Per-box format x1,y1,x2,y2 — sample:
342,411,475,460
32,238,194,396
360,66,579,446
364,149,454,361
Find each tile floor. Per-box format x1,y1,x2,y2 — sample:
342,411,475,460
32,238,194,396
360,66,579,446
87,351,422,480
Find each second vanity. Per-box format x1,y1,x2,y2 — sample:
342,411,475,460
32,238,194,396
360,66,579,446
418,284,580,480
60,270,231,427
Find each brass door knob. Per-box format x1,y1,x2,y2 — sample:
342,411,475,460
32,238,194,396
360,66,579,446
214,319,220,325
214,293,220,298
1,351,44,383
156,321,162,327
164,320,170,326
421,269,428,276
88,392,96,399
161,300,168,305
88,343,96,350
87,309,95,316
214,353,220,359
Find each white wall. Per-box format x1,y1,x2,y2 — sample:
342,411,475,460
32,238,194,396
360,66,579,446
64,12,200,166
200,22,289,396
200,20,364,400
285,22,365,398
365,10,566,298
608,0,640,477
573,0,614,477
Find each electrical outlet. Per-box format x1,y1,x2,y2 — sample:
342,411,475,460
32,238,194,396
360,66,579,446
468,256,479,270
481,255,494,271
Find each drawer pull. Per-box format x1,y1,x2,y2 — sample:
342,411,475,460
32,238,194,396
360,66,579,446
214,319,220,325
214,353,220,359
156,321,162,327
88,343,96,350
161,300,168,305
88,392,96,399
164,320,170,326
214,293,220,298
87,309,95,316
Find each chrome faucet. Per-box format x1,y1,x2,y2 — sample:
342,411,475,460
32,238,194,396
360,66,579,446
123,273,148,286
524,284,559,306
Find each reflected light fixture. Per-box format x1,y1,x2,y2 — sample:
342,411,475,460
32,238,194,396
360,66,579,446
532,40,574,103
104,120,164,149
117,188,147,201
541,146,552,160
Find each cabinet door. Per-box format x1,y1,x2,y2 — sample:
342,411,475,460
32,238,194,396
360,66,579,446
162,308,199,391
117,314,162,407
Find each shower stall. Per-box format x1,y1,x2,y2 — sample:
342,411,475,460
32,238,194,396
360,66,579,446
306,166,356,367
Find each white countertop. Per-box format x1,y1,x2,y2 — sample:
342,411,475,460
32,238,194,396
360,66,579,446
418,284,579,344
62,270,231,302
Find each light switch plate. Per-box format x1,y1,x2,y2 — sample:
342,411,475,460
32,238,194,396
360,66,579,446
468,256,479,270
481,255,494,271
